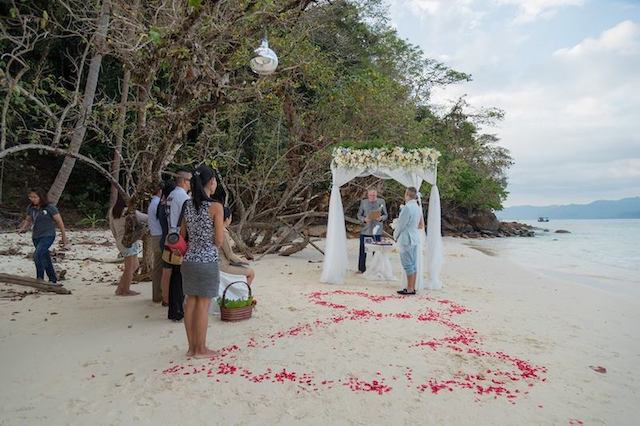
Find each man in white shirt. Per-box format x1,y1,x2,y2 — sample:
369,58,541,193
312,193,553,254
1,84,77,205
167,170,192,232
163,170,191,321
147,183,164,303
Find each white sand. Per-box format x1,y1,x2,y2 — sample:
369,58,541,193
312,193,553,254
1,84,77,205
0,230,638,425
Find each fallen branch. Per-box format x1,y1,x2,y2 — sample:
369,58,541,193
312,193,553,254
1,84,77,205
277,218,324,256
256,214,309,260
0,273,72,294
279,240,309,256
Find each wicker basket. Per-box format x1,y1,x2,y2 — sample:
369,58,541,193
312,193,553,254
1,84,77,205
219,281,253,322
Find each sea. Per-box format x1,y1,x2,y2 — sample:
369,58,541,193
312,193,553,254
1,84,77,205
470,219,640,297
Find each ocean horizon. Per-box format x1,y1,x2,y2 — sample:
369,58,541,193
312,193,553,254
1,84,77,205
470,218,640,297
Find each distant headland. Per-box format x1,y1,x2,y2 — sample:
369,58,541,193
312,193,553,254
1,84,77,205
498,197,640,220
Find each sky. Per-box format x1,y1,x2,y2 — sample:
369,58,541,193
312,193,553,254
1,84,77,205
386,0,640,206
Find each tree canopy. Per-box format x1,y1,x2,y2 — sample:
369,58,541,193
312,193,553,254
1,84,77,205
1,0,513,247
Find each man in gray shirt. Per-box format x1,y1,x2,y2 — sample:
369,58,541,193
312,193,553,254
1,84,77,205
357,189,388,273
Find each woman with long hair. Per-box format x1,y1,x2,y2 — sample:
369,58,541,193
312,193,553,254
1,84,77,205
17,188,68,284
180,165,224,358
109,193,148,296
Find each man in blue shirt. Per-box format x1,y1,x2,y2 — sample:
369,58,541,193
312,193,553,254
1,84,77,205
394,187,422,295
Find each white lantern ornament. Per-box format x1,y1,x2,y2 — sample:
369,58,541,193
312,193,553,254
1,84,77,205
250,37,278,75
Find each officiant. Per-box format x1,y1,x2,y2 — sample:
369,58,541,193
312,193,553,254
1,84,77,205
357,189,388,273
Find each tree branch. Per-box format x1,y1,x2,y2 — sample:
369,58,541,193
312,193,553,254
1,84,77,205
0,144,128,200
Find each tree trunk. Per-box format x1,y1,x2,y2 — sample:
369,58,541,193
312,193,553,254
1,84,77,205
47,0,112,204
0,64,28,204
109,68,131,206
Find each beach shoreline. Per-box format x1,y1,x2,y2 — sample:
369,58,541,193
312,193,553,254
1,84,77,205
0,230,638,425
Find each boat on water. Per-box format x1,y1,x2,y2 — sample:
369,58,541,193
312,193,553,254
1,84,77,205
537,216,549,222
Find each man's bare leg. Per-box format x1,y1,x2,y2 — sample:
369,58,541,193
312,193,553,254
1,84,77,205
407,273,416,292
160,267,171,304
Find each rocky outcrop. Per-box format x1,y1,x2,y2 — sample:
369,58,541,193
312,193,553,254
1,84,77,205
442,208,534,238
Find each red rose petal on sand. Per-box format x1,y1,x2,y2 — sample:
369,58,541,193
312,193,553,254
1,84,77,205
160,290,547,403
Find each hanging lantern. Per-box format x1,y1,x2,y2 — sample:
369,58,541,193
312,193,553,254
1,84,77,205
250,38,278,75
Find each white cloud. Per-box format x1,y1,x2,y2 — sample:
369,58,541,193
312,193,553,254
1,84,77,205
388,1,640,205
405,0,442,14
400,0,474,16
431,19,640,205
554,20,640,57
496,0,583,23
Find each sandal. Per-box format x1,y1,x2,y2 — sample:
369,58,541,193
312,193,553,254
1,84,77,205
396,289,416,295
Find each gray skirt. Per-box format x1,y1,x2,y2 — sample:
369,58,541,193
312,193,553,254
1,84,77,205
181,260,219,298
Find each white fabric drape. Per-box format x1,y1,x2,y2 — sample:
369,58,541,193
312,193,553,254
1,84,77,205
321,163,443,290
320,165,366,284
425,184,443,289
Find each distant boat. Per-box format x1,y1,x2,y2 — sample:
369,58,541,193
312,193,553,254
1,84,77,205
537,217,549,222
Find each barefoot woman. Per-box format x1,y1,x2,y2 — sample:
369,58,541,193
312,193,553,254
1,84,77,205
109,194,148,296
180,165,224,357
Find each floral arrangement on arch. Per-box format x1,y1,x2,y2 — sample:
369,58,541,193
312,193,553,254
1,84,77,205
332,146,440,170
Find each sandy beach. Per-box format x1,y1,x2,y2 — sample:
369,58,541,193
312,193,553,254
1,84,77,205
0,230,638,425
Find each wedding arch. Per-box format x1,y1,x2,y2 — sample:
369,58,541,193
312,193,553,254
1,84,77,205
320,146,443,290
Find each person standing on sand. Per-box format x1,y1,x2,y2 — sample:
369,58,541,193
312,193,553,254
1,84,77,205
167,170,192,233
157,180,175,306
394,187,422,295
180,165,224,358
147,182,164,303
17,188,68,285
164,170,191,321
357,189,388,273
109,194,148,296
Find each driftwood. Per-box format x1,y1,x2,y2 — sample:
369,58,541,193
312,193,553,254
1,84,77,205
229,211,387,259
224,207,393,260
256,214,309,260
279,241,309,256
0,273,72,294
276,217,324,256
80,257,123,264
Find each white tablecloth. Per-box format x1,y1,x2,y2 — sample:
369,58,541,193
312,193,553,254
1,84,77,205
363,243,396,281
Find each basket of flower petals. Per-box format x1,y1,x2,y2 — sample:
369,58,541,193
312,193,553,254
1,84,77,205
218,281,254,322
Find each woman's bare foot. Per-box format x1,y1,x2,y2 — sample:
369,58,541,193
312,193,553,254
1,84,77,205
193,348,216,359
115,290,140,296
186,349,195,357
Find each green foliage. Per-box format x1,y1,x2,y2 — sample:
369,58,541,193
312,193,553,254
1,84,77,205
77,213,108,228
217,297,254,309
0,0,513,221
60,179,109,218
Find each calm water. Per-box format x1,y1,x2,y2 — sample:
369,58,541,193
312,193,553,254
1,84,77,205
471,219,640,296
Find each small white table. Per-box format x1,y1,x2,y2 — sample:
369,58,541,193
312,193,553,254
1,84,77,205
363,242,396,282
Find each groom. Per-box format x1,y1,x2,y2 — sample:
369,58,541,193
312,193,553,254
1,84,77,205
394,187,422,295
